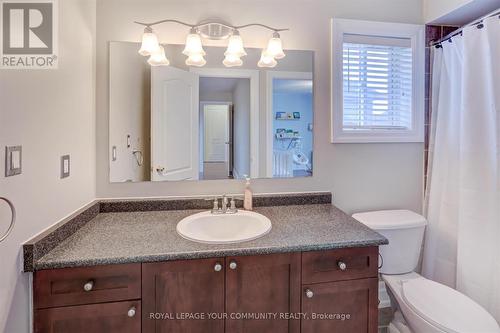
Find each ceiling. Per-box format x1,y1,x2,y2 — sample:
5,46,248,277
199,77,244,95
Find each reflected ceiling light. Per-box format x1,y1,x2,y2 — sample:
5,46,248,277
134,19,289,67
266,32,285,59
223,53,243,67
258,50,277,68
185,53,207,67
147,45,170,66
138,26,160,56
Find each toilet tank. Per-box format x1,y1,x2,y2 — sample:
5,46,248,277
352,210,427,275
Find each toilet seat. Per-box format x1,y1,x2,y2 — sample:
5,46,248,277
401,278,500,333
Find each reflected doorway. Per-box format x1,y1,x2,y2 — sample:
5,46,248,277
199,77,250,180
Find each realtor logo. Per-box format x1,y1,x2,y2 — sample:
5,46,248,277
1,0,58,69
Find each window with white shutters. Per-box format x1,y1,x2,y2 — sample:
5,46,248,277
343,37,412,131
331,19,424,143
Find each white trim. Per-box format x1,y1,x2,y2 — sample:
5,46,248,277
265,71,313,177
331,18,425,143
190,68,260,178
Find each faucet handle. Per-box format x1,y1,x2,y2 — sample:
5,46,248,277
205,197,219,211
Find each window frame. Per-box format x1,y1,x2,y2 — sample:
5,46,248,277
331,18,425,143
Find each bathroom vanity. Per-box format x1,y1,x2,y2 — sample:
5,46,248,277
24,193,387,333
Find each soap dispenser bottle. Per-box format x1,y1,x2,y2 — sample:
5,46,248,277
244,176,253,211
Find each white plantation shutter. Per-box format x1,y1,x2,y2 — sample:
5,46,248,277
342,34,413,131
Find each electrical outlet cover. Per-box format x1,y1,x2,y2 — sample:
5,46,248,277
61,155,70,178
5,146,22,177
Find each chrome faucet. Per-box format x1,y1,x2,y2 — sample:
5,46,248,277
208,195,238,214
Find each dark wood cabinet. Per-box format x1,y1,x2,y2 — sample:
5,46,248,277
301,278,379,333
33,247,379,333
225,253,301,333
34,263,141,309
35,300,140,333
142,257,225,333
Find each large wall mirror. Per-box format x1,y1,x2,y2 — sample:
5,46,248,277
109,42,314,182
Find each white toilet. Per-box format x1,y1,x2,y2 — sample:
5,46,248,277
353,210,500,333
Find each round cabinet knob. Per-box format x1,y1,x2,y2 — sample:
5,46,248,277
229,261,237,270
338,261,347,271
83,280,94,292
305,289,314,298
127,306,136,318
214,263,223,272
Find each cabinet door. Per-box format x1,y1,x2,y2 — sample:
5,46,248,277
35,300,140,333
225,253,301,333
301,278,378,333
142,258,225,333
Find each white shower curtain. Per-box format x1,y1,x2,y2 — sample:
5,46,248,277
423,14,500,321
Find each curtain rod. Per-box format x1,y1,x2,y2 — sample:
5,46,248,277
431,8,500,47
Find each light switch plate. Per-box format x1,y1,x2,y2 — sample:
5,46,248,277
5,146,22,177
61,155,70,178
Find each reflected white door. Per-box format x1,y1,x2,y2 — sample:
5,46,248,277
151,66,199,181
203,104,229,163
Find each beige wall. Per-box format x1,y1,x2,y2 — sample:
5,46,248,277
97,0,424,214
109,42,151,182
0,0,96,331
232,79,251,178
423,0,473,22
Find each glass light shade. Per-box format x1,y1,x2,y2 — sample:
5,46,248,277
223,53,243,67
224,34,247,57
257,50,277,68
138,31,160,56
182,33,206,56
185,53,206,67
266,35,285,59
147,46,170,66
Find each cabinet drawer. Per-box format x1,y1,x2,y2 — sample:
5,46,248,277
302,247,378,284
35,300,141,333
34,264,141,309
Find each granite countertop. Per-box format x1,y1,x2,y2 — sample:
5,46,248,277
34,204,387,270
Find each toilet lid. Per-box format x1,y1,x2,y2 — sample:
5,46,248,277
352,210,427,230
401,278,500,333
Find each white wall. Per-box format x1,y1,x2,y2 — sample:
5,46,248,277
96,0,424,215
0,0,96,331
232,79,251,178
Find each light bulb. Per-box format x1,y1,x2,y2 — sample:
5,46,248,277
182,29,206,56
266,32,285,59
185,53,206,67
138,27,160,56
224,31,247,57
223,53,243,67
147,46,170,66
257,50,277,68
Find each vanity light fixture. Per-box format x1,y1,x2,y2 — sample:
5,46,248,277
265,31,286,59
182,28,207,67
223,30,246,67
138,26,160,56
134,19,288,68
258,50,277,68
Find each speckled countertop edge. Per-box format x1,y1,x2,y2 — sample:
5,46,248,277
34,240,385,270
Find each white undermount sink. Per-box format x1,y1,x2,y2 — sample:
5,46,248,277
176,210,272,244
